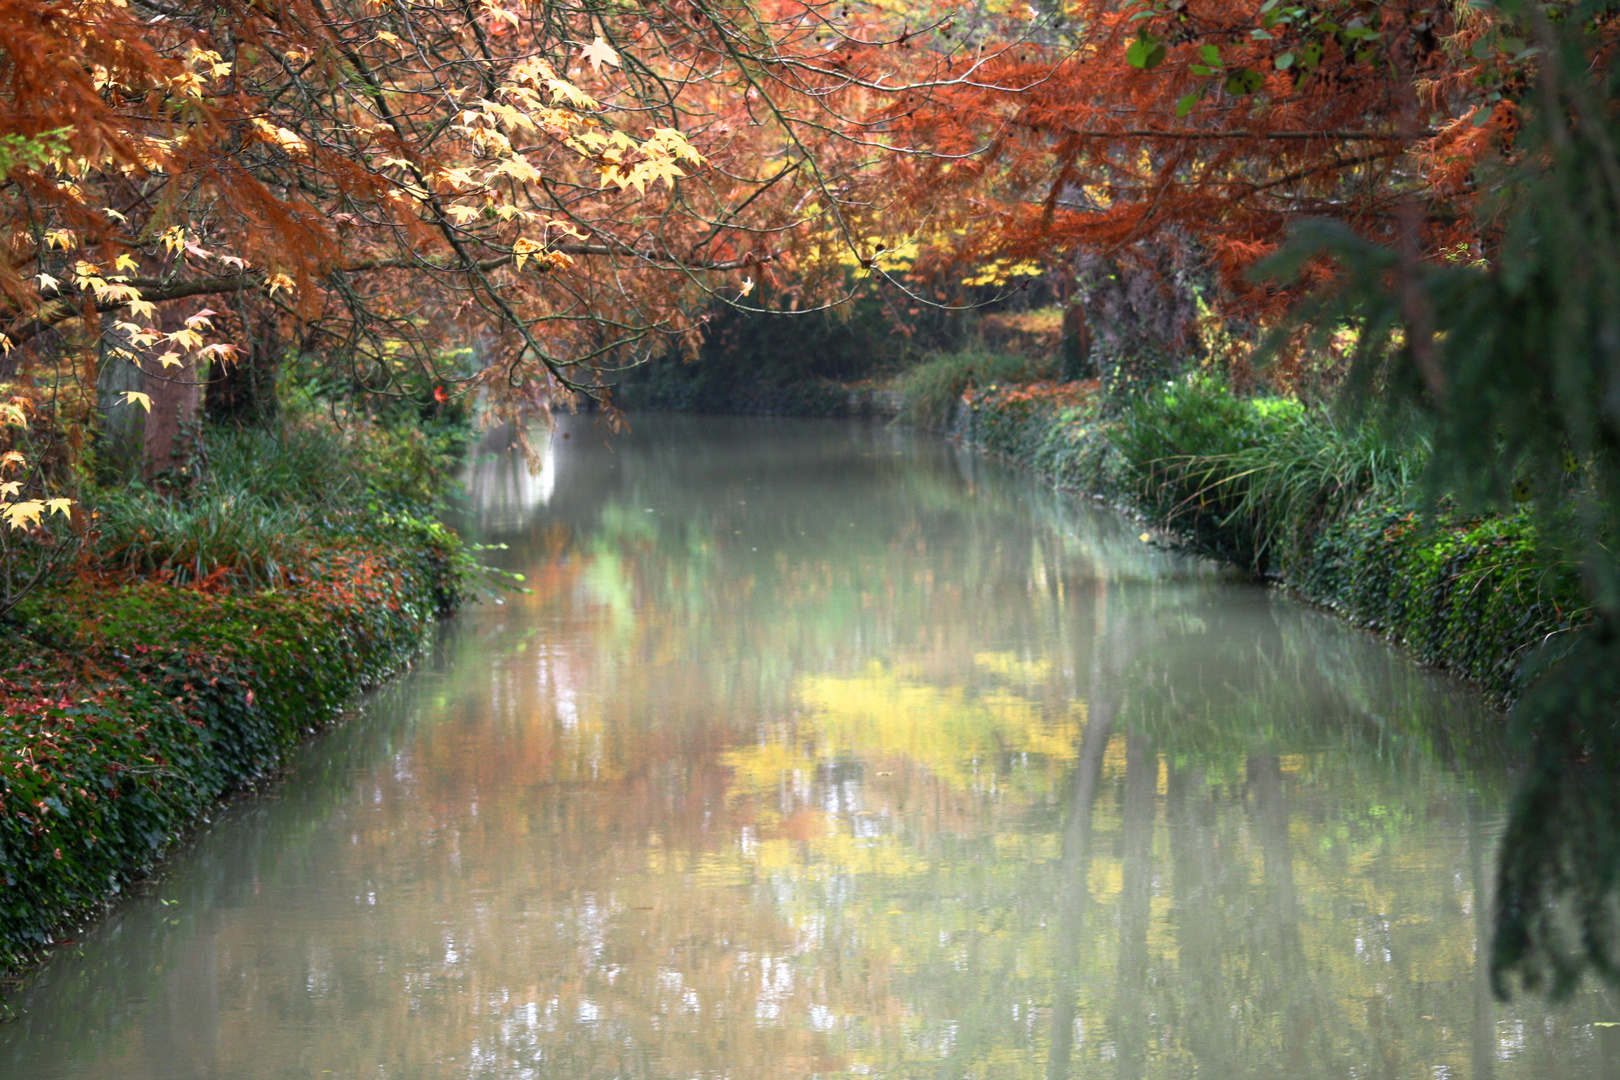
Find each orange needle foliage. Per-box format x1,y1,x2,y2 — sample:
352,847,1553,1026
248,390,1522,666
849,0,1535,318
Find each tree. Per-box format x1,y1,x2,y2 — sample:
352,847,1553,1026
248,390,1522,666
0,0,999,472
1253,0,1620,999
834,0,1522,376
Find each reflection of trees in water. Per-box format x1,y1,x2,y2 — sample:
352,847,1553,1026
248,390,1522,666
8,422,1614,1078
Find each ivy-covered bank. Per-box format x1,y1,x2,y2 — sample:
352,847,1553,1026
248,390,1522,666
0,422,468,976
946,376,1588,702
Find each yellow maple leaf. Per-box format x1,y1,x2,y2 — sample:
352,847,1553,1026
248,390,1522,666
579,36,621,72
495,155,542,183
0,481,19,498
119,391,153,413
0,451,24,473
647,128,704,164
511,237,544,270
2,501,45,531
546,78,598,110
640,156,685,188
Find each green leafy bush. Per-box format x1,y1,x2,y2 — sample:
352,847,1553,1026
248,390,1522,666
91,488,312,588
896,348,1055,430
951,372,1586,701
0,529,458,971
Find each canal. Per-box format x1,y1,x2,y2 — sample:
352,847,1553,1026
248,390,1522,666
1,414,1609,1078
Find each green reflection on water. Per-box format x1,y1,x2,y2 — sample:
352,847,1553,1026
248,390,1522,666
1,414,1612,1079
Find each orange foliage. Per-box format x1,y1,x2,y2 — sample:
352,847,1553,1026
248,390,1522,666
0,0,949,420
849,0,1541,318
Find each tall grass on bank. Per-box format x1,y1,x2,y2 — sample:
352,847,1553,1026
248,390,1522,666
1114,377,1424,571
896,349,1057,429
93,489,311,588
87,417,463,591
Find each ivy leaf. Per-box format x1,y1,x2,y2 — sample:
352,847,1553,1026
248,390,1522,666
1176,92,1199,117
1224,67,1264,94
1275,52,1295,70
1199,44,1221,64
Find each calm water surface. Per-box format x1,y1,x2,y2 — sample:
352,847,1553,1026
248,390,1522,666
2,414,1613,1079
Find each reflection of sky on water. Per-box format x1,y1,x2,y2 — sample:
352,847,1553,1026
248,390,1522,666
1,413,1614,1080
463,425,556,527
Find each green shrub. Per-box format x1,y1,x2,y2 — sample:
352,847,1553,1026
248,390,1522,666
1111,376,1300,565
91,487,313,589
896,349,1054,430
0,528,458,970
206,423,360,507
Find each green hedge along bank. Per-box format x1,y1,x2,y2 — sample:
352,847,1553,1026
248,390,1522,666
0,419,470,978
939,370,1586,703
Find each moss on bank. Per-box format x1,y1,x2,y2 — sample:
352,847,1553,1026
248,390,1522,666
948,377,1586,701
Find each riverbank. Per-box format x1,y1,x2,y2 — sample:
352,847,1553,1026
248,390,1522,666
0,421,469,977
944,375,1587,702
616,342,1587,701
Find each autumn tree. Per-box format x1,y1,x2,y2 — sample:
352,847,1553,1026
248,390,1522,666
0,0,1011,507
824,0,1526,381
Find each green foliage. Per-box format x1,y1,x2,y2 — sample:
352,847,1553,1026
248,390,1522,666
83,414,469,591
0,128,70,182
896,349,1055,430
0,530,456,971
1259,0,1620,999
949,374,1584,702
1111,377,1307,567
1112,377,1423,570
92,488,312,589
205,423,360,508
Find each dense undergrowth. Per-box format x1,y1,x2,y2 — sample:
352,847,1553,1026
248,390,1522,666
941,370,1587,702
0,415,471,975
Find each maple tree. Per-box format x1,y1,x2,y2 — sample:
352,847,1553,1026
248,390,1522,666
0,0,995,511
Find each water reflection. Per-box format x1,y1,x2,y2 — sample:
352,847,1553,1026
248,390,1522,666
1,413,1611,1079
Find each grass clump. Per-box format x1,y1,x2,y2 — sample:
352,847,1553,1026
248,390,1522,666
896,348,1055,429
85,414,467,592
92,488,311,589
1114,375,1421,571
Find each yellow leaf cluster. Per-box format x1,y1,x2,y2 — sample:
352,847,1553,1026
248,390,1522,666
0,448,71,532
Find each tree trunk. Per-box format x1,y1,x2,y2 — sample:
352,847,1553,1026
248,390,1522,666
1059,302,1092,381
94,347,147,484
142,350,202,489
206,309,280,426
